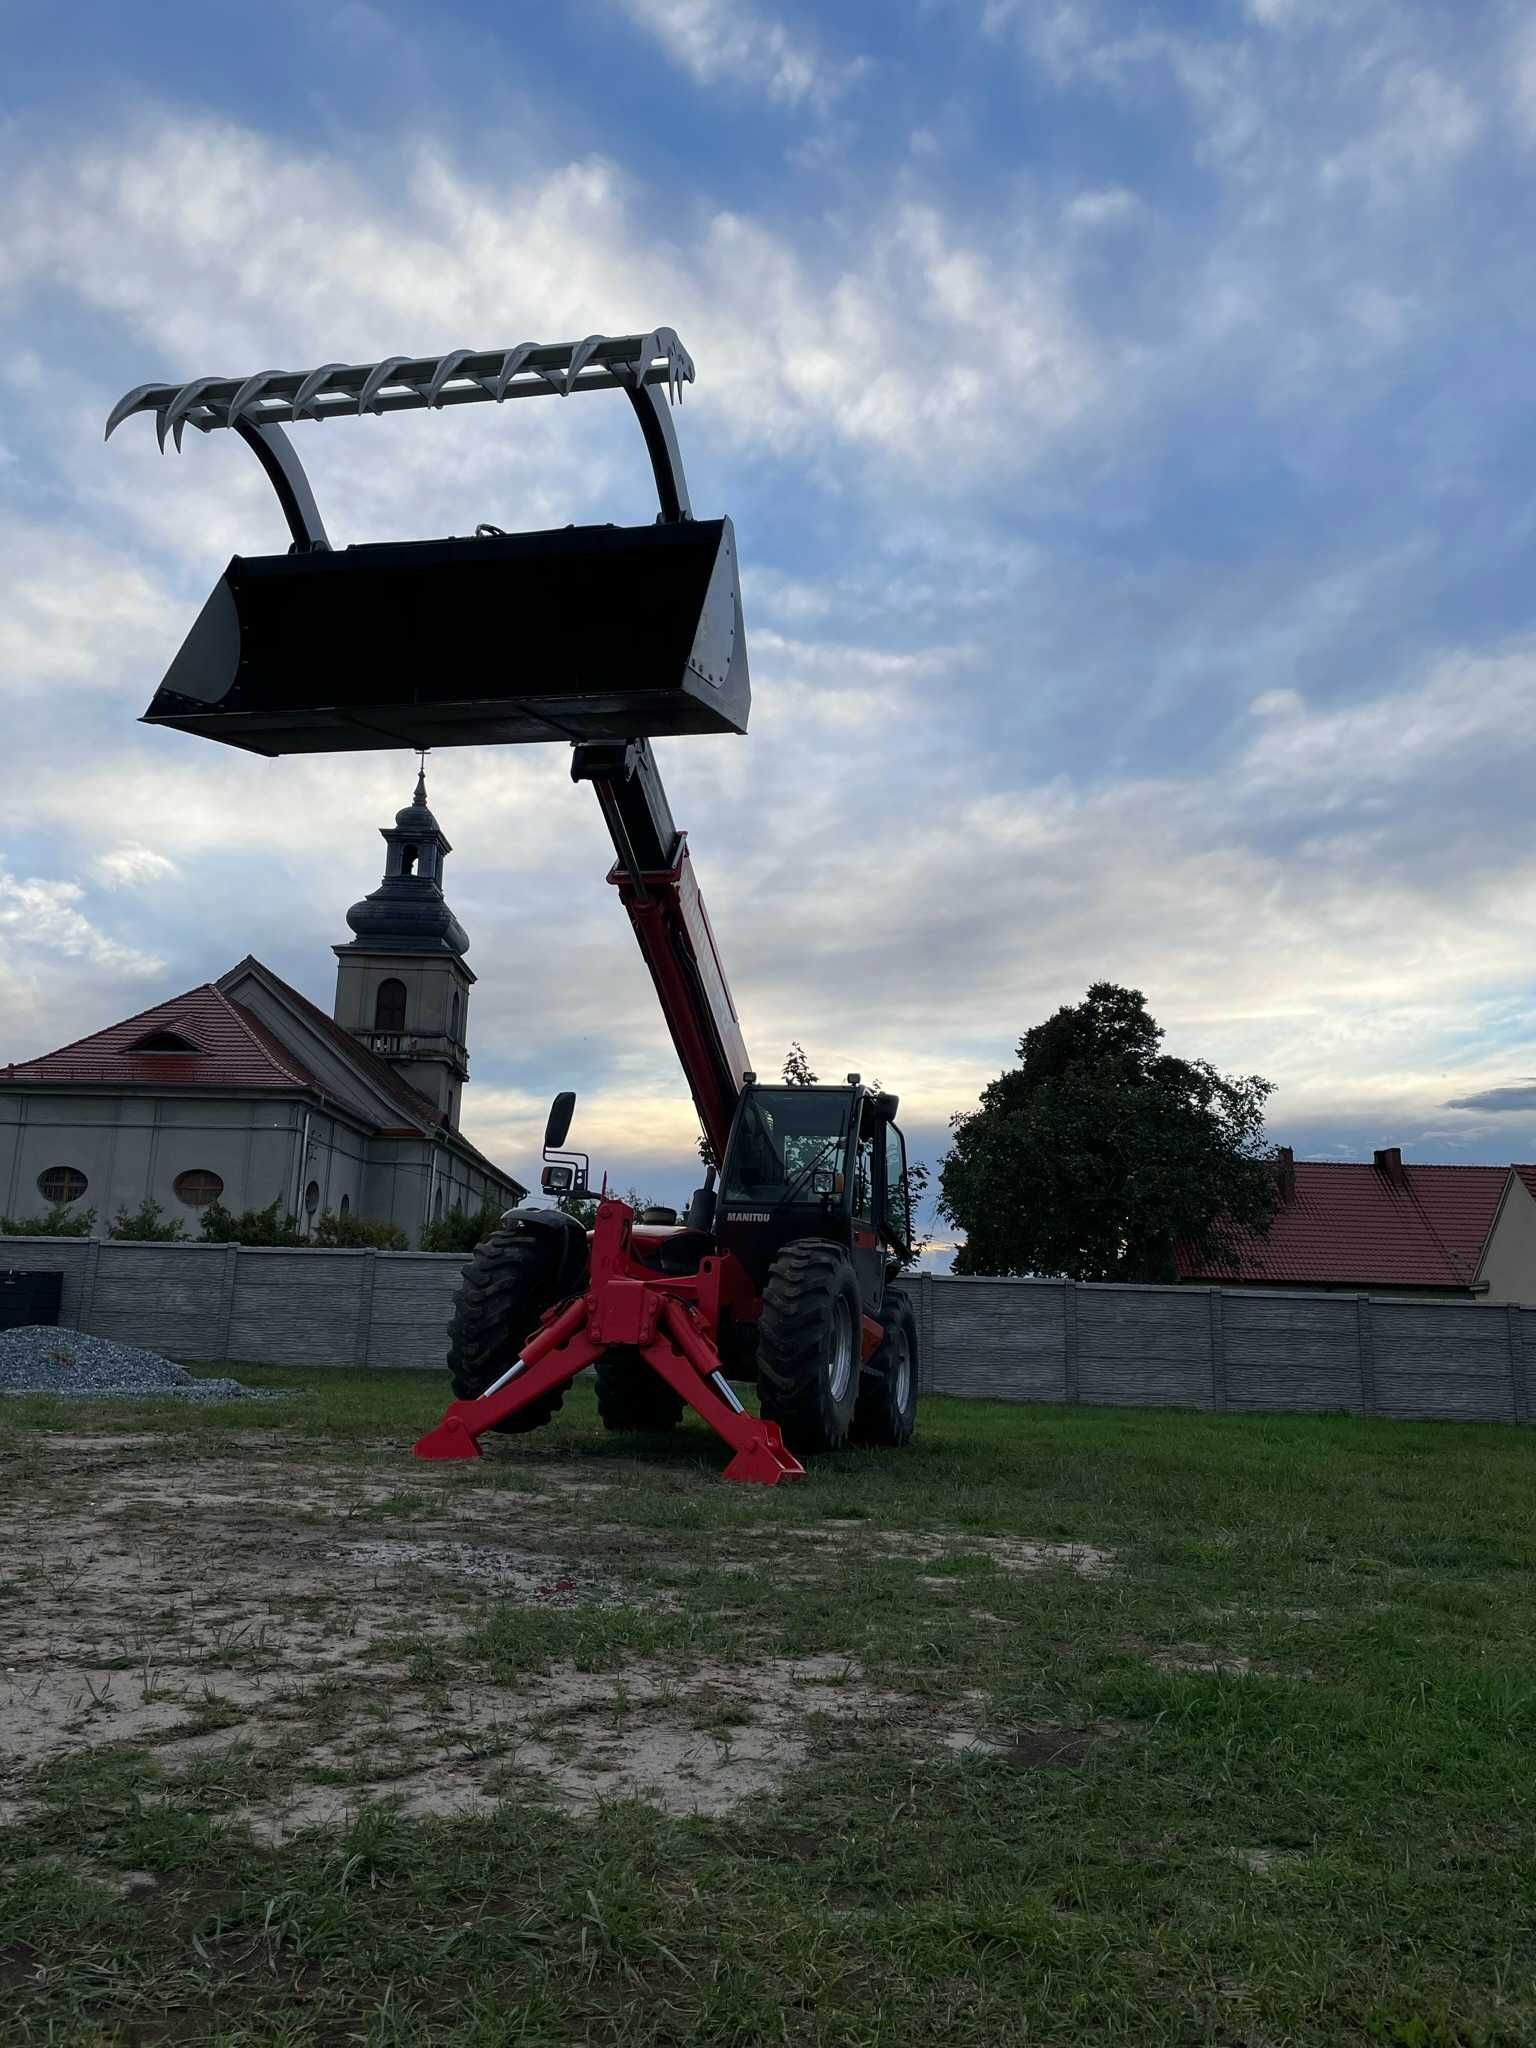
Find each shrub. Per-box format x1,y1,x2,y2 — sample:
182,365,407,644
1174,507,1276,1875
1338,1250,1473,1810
313,1209,408,1251
199,1198,305,1247
109,1198,186,1242
419,1199,504,1254
0,1203,96,1238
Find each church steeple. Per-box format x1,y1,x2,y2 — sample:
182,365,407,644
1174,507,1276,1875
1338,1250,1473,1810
332,762,476,1126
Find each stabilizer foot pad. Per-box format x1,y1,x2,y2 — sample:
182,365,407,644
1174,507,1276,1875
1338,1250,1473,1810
413,1416,484,1460
722,1420,804,1485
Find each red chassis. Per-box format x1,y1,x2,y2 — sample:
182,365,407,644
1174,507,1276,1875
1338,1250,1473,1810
415,1197,811,1484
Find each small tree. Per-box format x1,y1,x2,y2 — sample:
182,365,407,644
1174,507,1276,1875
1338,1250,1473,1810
199,1198,304,1247
313,1208,409,1251
110,1197,186,1242
0,1203,96,1238
782,1042,818,1087
939,982,1278,1282
420,1199,503,1254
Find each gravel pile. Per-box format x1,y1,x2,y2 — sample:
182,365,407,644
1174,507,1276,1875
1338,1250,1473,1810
0,1326,289,1402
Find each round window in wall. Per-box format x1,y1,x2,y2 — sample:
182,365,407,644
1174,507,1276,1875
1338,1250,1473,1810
304,1179,320,1215
37,1166,88,1205
173,1169,224,1209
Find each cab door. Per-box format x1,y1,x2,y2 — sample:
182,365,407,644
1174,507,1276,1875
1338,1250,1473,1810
850,1110,884,1313
880,1122,913,1268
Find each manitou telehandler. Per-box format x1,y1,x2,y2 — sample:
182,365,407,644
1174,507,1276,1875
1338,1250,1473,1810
109,328,919,1483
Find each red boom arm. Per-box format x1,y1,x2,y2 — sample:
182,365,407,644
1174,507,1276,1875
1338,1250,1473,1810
571,740,751,1164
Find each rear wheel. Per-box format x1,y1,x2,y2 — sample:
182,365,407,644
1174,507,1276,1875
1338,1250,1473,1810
594,1350,686,1433
756,1241,862,1453
446,1226,578,1434
853,1291,919,1447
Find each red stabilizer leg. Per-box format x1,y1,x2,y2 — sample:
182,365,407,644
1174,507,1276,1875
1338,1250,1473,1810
644,1299,805,1485
414,1298,597,1459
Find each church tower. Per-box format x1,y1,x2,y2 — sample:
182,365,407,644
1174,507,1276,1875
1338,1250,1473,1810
333,765,475,1127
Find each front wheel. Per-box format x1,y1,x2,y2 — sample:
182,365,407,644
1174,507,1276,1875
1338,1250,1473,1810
756,1241,862,1453
446,1226,578,1435
853,1292,919,1447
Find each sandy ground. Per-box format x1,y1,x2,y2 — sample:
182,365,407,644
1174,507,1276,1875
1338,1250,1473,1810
0,1434,1121,1846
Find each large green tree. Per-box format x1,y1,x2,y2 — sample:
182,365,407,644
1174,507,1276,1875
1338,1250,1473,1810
939,983,1279,1282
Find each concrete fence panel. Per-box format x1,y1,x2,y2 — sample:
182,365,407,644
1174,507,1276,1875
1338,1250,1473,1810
89,1243,228,1360
1221,1291,1364,1415
366,1255,465,1370
227,1251,371,1370
916,1276,1067,1403
1074,1285,1215,1409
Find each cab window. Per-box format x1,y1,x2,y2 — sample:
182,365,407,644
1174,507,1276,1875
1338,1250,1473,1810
884,1124,911,1248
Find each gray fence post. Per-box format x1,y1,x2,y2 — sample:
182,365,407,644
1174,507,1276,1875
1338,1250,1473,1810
1507,1303,1526,1426
1356,1295,1376,1416
1209,1289,1227,1411
1062,1279,1079,1402
214,1245,239,1362
355,1249,379,1368
78,1239,102,1331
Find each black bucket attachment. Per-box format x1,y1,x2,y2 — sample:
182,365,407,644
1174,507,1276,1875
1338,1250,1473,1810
141,517,747,756
109,331,752,756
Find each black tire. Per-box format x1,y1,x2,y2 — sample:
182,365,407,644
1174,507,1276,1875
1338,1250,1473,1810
853,1291,919,1447
594,1350,686,1433
446,1226,579,1434
756,1241,862,1454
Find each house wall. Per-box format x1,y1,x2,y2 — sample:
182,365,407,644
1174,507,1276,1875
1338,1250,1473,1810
0,1091,307,1236
4,1240,1534,1424
1473,1177,1536,1304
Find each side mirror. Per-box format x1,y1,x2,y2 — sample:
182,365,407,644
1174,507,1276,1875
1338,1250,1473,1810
876,1091,899,1123
544,1090,576,1150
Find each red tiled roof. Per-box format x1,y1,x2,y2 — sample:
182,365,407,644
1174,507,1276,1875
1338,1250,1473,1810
219,957,442,1130
1178,1160,1514,1290
3,984,318,1091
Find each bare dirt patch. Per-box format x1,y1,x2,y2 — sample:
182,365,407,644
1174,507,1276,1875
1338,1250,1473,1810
0,1443,1023,1846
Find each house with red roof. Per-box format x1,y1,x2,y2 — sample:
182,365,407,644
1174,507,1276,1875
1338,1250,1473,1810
0,773,523,1244
1177,1146,1536,1303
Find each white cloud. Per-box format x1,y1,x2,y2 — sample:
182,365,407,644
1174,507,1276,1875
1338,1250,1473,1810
0,113,1104,520
0,866,162,978
0,520,179,695
93,845,180,890
612,0,864,109
1064,186,1143,230
1321,63,1481,203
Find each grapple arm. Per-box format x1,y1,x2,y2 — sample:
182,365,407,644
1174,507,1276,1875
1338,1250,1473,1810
105,330,696,541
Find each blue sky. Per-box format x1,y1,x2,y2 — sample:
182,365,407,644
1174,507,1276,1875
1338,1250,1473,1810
4,0,1536,1260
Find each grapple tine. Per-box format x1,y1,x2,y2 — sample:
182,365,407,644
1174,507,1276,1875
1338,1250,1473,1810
164,376,229,442
424,348,475,407
105,383,174,440
291,362,352,421
224,370,287,427
489,343,539,399
563,334,606,394
358,355,411,415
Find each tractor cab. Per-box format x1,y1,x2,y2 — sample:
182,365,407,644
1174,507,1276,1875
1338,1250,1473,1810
716,1080,912,1308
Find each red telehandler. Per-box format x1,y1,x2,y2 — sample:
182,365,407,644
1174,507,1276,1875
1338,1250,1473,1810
109,329,919,1483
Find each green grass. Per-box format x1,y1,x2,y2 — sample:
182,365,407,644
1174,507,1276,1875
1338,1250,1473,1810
3,1371,1536,2043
